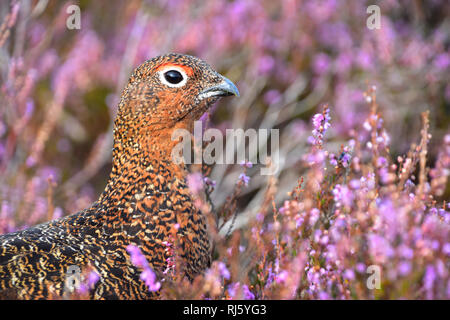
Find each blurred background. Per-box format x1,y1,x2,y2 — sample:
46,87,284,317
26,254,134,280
0,0,448,232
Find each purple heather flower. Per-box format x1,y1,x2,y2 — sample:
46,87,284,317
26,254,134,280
313,53,330,75
52,207,63,220
335,52,352,74
264,89,282,105
126,244,161,292
340,152,351,167
240,160,253,168
257,55,275,75
431,240,440,251
433,53,450,69
405,179,415,189
398,261,412,276
313,229,322,242
265,267,275,287
435,259,446,278
227,283,238,298
39,166,61,183
309,208,320,226
311,108,331,146
443,243,450,256
312,114,324,130
356,263,366,273
356,49,374,70
423,265,436,296
256,212,264,222
290,119,307,137
349,179,360,189
242,284,255,300
24,100,34,119
238,173,250,186
332,184,353,208
140,268,161,292
344,269,355,281
87,270,100,287
398,245,414,260
203,177,216,188
444,134,450,145
217,262,230,280
318,291,330,300
368,234,394,263
25,156,37,168
228,282,254,300
186,172,204,194
305,150,326,165
320,235,329,245
275,270,288,284
295,215,304,229
379,168,391,184
127,244,148,268
377,157,388,167
329,153,338,166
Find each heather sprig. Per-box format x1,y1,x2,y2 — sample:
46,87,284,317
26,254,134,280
127,244,161,292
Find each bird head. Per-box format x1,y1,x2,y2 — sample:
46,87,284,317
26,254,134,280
117,53,239,132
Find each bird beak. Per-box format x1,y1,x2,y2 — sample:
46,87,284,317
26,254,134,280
198,75,240,100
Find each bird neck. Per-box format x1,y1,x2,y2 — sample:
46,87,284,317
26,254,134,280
112,128,182,165
98,117,194,206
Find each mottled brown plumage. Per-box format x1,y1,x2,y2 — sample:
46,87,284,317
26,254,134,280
0,53,239,299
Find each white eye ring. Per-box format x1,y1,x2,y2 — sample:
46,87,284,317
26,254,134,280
158,66,188,88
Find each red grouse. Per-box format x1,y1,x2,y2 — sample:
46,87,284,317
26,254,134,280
0,53,239,299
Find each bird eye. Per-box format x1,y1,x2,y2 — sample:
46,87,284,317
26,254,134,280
164,70,183,84
159,67,188,88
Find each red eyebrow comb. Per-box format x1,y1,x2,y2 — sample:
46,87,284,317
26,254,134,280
155,63,194,76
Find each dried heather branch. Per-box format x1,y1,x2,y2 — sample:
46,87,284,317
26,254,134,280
0,2,19,48
417,111,430,197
